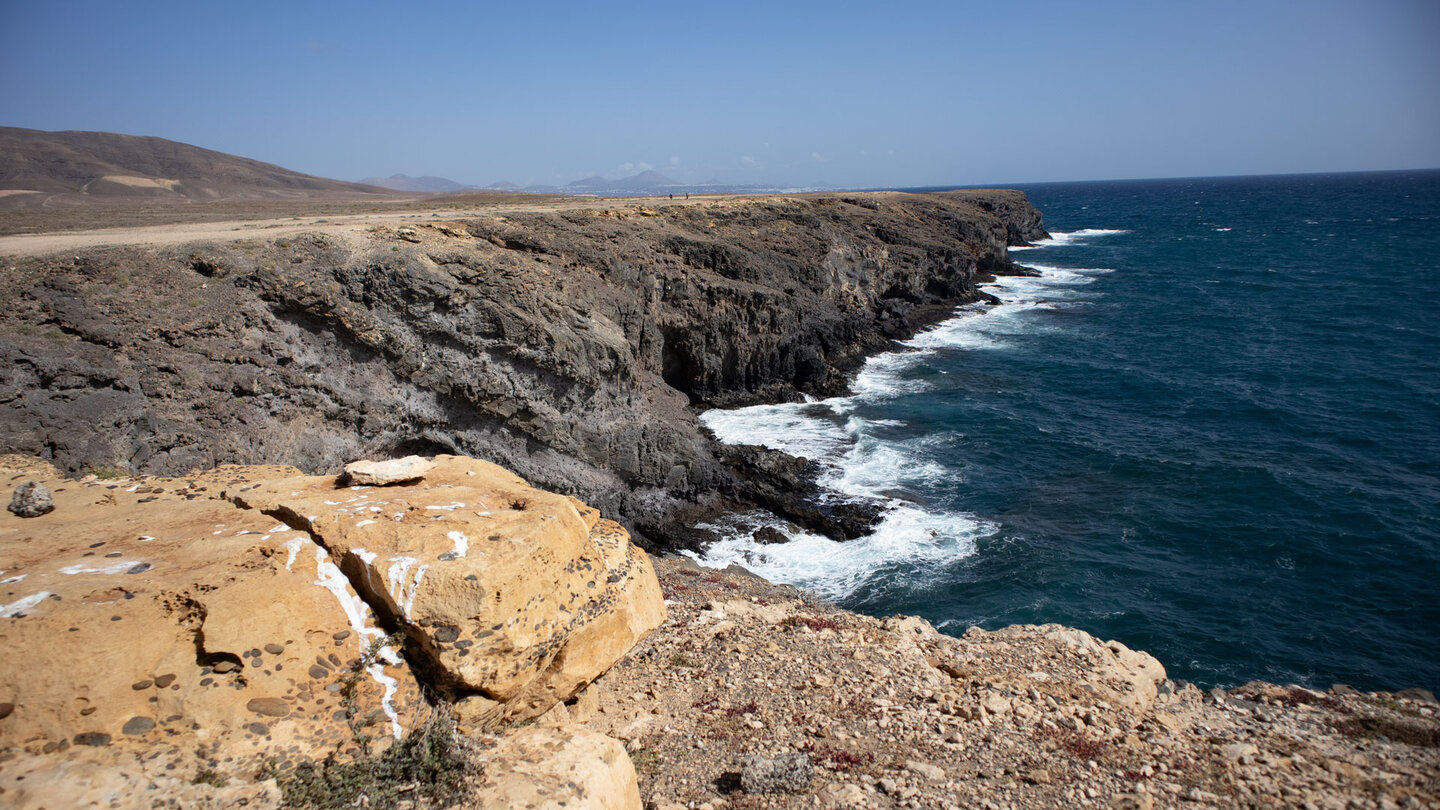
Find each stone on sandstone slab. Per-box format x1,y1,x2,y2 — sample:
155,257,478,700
342,455,435,485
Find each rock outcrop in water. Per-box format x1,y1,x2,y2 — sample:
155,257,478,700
0,454,662,806
0,191,1046,549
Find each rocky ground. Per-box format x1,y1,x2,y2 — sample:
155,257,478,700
2,458,1436,809
587,558,1440,810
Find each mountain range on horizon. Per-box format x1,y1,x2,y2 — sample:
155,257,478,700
362,169,683,195
0,126,813,207
357,173,476,193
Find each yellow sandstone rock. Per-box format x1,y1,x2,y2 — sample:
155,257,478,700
0,453,664,786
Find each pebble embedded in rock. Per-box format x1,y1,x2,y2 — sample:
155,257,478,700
131,680,153,691
0,702,13,719
245,698,291,718
154,673,176,688
212,661,239,674
73,732,111,747
122,716,155,735
264,643,285,655
434,625,460,644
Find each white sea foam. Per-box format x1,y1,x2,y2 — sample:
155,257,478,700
692,507,992,600
702,402,850,460
692,246,1121,599
848,351,936,398
1010,228,1128,251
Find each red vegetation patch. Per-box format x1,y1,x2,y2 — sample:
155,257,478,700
801,743,875,772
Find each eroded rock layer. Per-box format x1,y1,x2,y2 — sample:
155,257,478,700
0,454,663,788
0,191,1047,547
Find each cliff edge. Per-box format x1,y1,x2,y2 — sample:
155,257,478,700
0,190,1046,550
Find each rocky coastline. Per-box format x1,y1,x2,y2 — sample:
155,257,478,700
1,456,1436,809
4,190,1435,808
0,190,1046,551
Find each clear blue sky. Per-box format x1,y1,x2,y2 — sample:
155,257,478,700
2,0,1436,188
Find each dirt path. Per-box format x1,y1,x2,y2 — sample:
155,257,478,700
0,195,744,258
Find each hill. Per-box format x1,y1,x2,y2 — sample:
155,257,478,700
358,172,473,192
561,170,679,194
0,127,401,208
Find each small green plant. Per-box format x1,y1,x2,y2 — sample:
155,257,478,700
629,745,660,775
338,632,405,754
1331,715,1440,747
192,767,227,787
84,464,124,480
667,652,699,668
278,705,469,809
800,743,874,772
781,615,841,632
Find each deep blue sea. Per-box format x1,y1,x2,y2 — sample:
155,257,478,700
696,170,1440,693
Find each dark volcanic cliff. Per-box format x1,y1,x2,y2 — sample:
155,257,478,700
0,191,1046,547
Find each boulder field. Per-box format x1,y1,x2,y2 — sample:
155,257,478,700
0,190,1047,549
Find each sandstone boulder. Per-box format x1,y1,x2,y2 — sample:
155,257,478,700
0,454,664,788
232,455,666,721
342,455,435,486
476,724,642,810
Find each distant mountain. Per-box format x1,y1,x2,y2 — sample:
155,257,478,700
0,127,400,207
563,175,613,191
558,171,679,195
358,173,473,193
612,169,678,189
487,180,520,190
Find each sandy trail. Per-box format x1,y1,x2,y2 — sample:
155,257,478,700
0,194,740,258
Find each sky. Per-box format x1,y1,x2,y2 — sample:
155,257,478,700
2,0,1437,189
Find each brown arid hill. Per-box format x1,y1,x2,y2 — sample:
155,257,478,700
0,127,402,209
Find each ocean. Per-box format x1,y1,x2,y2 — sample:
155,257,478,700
693,170,1440,693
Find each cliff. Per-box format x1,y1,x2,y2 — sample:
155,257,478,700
0,190,1047,550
